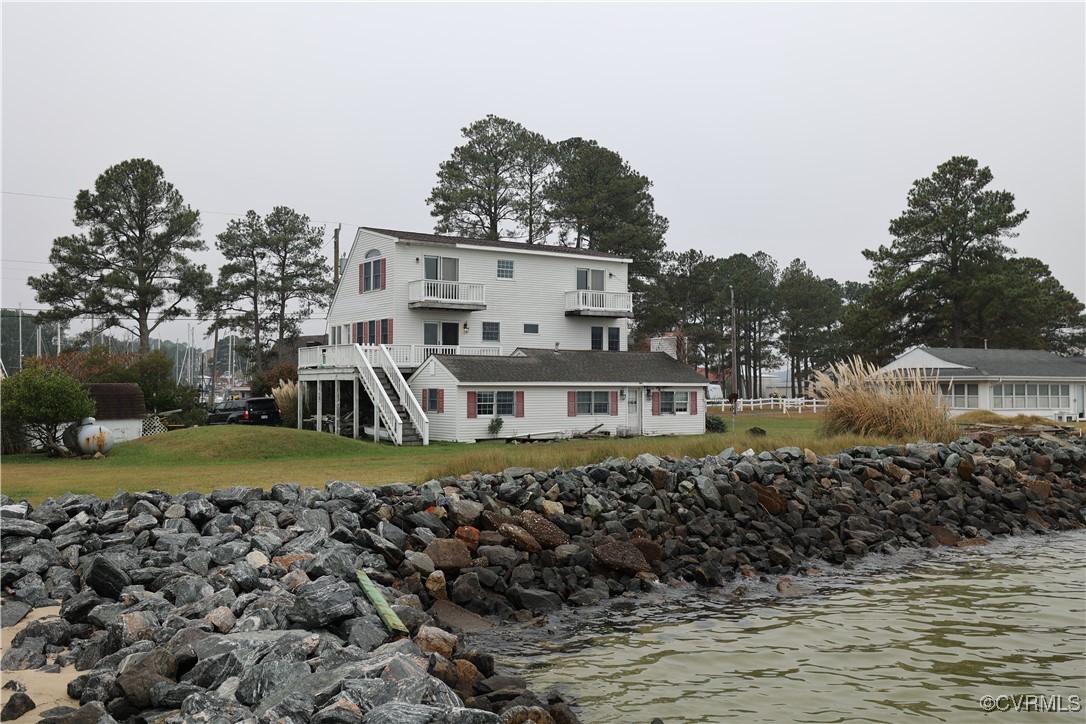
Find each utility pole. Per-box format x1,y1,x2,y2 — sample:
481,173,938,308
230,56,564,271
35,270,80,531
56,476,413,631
332,223,342,286
17,306,23,370
730,285,738,432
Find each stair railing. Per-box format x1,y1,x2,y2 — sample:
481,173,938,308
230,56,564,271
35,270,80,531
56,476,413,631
378,344,428,445
350,344,402,445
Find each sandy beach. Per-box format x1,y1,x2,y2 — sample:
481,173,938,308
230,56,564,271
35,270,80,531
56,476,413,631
1,606,80,722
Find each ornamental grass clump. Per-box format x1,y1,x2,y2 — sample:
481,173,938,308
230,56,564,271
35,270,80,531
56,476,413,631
813,357,958,442
272,379,298,428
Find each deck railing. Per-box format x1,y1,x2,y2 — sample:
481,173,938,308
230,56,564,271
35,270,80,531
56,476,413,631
564,289,633,315
408,279,486,306
302,343,502,369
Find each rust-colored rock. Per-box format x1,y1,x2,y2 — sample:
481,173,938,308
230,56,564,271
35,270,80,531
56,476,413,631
415,624,458,659
481,510,515,531
424,538,473,570
751,482,787,515
629,537,664,563
514,511,570,549
498,523,542,553
1023,478,1051,501
928,524,961,546
650,467,671,490
593,540,652,574
454,525,480,552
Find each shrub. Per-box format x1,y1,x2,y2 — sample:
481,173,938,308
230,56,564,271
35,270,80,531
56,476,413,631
705,414,727,433
488,416,504,437
1,365,95,455
813,356,958,441
272,379,298,428
252,364,298,397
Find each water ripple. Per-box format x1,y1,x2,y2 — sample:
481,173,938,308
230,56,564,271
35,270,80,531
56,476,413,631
481,530,1086,723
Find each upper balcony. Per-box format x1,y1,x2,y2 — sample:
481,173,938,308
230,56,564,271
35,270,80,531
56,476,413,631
408,279,487,311
564,290,634,318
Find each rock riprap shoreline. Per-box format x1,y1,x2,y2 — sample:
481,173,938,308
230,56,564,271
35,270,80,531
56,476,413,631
1,433,1084,723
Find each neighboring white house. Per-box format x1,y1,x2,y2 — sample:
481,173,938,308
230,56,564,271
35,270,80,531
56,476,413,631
298,227,712,445
881,347,1086,421
408,348,708,443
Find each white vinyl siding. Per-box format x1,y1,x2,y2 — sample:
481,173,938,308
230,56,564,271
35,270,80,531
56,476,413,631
328,229,630,352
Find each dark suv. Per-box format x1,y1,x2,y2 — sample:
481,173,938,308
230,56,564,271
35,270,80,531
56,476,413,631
208,397,283,426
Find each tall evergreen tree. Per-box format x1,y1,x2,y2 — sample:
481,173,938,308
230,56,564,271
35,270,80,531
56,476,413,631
864,156,1029,348
426,115,524,240
546,137,668,287
28,159,210,352
776,260,842,396
205,207,331,372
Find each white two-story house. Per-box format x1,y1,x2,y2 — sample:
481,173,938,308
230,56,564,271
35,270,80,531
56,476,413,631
297,227,707,444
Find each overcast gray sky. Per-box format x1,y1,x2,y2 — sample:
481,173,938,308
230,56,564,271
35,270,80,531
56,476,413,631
3,1,1083,346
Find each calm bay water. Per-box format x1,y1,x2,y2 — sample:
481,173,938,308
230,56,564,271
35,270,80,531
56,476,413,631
481,530,1086,723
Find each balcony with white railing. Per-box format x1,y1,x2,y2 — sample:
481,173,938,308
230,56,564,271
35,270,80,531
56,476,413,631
564,289,634,317
408,279,487,311
300,343,504,370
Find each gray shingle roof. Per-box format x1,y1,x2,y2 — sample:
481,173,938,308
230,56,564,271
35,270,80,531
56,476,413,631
431,349,710,385
361,227,625,260
919,348,1086,379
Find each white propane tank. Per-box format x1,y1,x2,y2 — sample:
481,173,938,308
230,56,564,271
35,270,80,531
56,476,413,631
75,417,114,455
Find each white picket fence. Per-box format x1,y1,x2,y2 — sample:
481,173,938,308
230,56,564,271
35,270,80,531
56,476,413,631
707,397,826,413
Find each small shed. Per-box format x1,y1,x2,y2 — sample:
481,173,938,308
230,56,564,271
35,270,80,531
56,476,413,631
83,383,146,443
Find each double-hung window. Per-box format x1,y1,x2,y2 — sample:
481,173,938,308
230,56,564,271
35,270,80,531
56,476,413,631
495,391,515,416
660,391,690,414
476,391,495,416
361,249,384,292
497,259,514,279
576,391,610,415
591,326,604,351
482,322,500,342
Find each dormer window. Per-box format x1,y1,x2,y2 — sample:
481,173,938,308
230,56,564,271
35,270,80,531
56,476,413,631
360,249,385,293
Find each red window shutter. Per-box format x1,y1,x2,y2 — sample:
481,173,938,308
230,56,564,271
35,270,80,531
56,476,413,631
567,391,576,417
610,390,619,416
359,264,365,293
515,391,524,418
351,323,357,344
361,321,369,345
387,318,393,344
422,389,429,410
467,391,477,418
691,390,698,414
652,391,661,416
380,258,387,290
437,389,444,414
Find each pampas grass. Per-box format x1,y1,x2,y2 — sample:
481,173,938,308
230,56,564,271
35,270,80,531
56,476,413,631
813,357,959,442
272,379,298,428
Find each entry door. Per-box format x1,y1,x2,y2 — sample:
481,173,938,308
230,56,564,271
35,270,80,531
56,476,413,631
626,387,641,435
441,322,460,347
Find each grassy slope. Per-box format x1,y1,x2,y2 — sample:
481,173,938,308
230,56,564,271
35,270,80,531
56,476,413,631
1,412,902,505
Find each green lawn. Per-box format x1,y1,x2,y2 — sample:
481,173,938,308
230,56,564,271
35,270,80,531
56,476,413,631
1,411,883,505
